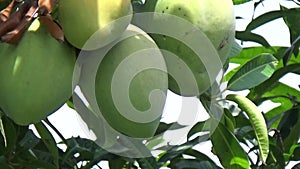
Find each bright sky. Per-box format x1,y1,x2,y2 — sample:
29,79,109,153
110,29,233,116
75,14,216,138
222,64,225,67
30,0,300,168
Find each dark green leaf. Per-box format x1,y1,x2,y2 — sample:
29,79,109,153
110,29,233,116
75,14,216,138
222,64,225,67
18,130,40,149
248,64,300,103
157,137,201,165
289,144,300,161
265,144,285,168
293,163,300,169
262,83,300,128
245,8,300,31
169,159,222,169
281,6,300,58
109,157,127,169
223,109,236,133
1,116,17,153
155,122,186,135
184,149,219,165
211,122,250,169
34,122,59,168
227,54,278,91
137,156,158,169
236,31,271,47
187,119,211,139
63,137,113,168
278,107,300,153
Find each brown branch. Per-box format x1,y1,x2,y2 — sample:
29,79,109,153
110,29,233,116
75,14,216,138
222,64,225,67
39,13,64,42
38,0,57,15
0,0,18,23
0,1,31,37
1,1,38,44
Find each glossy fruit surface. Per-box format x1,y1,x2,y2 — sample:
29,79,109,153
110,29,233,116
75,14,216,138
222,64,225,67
58,0,133,50
142,0,235,96
94,24,168,138
0,19,76,125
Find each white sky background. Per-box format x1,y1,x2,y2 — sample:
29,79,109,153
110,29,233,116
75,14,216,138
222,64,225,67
31,0,300,168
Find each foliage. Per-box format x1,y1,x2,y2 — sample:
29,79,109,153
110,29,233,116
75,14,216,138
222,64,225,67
0,0,300,168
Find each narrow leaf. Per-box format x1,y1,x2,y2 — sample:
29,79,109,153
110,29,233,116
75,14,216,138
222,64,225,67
211,122,250,169
278,107,300,153
227,54,278,91
233,0,251,5
187,119,211,139
226,94,269,163
170,159,222,169
245,9,299,31
227,40,243,59
0,114,6,147
249,63,300,102
34,122,59,168
236,31,271,47
293,163,300,169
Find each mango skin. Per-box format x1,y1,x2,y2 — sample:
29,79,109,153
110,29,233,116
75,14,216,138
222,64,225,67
94,25,168,138
58,0,133,50
143,0,235,96
0,19,76,125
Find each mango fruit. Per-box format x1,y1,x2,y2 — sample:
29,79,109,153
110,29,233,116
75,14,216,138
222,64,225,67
82,24,168,138
0,19,76,125
58,0,133,50
138,0,235,96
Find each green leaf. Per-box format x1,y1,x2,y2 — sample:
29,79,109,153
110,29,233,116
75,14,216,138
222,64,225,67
265,144,285,168
233,0,251,5
157,137,201,165
245,8,300,31
223,109,236,133
248,63,300,103
62,137,113,168
290,144,300,161
293,163,300,169
1,115,17,153
262,82,300,127
109,157,127,169
155,122,186,135
18,130,40,149
229,46,277,65
211,122,250,169
278,107,300,153
227,54,278,91
34,122,59,168
0,114,6,148
187,119,211,139
281,6,300,57
236,31,270,47
184,149,220,166
226,94,269,164
227,40,243,59
282,36,300,66
169,159,222,169
137,157,158,169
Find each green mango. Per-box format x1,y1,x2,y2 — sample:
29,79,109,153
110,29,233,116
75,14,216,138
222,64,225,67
139,0,235,96
0,18,76,125
86,24,168,138
58,0,133,50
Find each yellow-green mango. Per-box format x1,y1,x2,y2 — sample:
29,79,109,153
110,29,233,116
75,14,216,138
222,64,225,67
93,24,168,138
58,0,133,50
0,19,76,125
142,0,235,96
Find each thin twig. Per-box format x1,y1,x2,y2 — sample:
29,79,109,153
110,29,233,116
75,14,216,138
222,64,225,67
44,117,68,145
